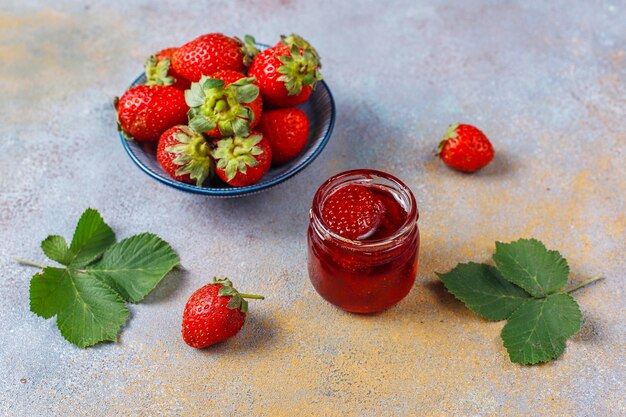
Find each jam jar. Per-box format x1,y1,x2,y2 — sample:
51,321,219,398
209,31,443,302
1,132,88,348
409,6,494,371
307,169,420,313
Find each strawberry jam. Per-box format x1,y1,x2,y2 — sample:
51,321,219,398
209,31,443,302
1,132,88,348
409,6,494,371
308,170,419,313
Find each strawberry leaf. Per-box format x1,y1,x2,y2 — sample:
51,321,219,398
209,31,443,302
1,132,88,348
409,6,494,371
25,209,178,348
436,262,531,321
438,238,600,365
30,267,72,319
493,238,569,297
88,233,179,303
501,294,582,364
68,208,116,267
41,235,70,265
30,267,129,347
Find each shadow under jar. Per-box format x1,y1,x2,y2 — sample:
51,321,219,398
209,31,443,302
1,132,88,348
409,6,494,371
307,169,420,313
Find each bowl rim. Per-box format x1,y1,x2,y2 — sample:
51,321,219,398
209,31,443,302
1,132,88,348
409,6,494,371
119,71,336,197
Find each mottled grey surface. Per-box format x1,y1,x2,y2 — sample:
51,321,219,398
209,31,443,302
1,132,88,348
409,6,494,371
1,1,624,416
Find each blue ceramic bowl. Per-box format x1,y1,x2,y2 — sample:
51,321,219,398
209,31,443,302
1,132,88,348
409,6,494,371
119,50,335,197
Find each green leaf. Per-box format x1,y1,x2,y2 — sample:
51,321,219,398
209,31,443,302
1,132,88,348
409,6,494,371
89,233,179,303
501,294,582,365
25,208,178,348
493,238,569,297
41,235,70,265
56,270,129,348
436,263,531,321
68,208,116,267
30,267,129,347
30,267,73,318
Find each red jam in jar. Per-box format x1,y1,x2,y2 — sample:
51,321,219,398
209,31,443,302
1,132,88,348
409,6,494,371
307,169,420,313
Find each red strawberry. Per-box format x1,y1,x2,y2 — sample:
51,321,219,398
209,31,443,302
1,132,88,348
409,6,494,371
322,184,386,240
116,85,188,142
182,277,264,349
144,48,192,90
186,71,262,139
258,107,309,164
156,125,212,186
171,33,259,82
248,34,322,107
438,124,495,172
212,132,272,187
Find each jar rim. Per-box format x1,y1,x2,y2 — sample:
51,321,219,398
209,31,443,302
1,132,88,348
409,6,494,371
310,169,419,250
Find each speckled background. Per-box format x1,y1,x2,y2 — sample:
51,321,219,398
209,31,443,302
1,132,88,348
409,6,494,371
1,1,624,416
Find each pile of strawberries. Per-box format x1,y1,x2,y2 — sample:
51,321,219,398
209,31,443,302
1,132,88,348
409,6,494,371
116,33,322,187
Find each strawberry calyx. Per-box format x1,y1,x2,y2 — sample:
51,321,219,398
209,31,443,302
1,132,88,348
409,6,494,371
236,34,260,67
144,55,175,87
279,33,321,64
166,126,212,186
214,277,264,313
212,134,264,181
437,123,459,155
186,76,259,137
276,43,323,96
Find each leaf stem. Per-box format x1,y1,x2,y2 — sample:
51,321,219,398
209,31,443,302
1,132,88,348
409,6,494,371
239,293,265,300
15,258,46,269
563,276,604,294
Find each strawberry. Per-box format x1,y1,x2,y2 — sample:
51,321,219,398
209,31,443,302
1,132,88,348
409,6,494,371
258,107,309,164
185,71,262,139
156,125,212,186
171,33,259,83
116,85,188,142
182,277,264,349
212,132,272,187
248,34,322,107
145,48,192,90
322,184,387,240
438,124,495,172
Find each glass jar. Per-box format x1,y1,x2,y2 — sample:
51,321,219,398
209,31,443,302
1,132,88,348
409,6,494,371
307,169,420,313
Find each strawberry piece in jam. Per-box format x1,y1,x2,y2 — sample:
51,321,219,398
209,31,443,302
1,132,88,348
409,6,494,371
321,184,386,240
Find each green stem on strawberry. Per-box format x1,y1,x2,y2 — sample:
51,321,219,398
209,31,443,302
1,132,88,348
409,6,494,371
15,258,47,269
238,293,265,300
562,276,604,294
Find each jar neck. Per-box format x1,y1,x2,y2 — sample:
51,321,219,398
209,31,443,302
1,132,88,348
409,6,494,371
309,170,418,252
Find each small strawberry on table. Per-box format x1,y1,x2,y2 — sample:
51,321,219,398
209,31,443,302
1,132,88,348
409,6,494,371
437,123,495,172
182,277,264,348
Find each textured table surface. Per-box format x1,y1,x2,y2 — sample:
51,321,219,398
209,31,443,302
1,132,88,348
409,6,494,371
1,1,624,416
